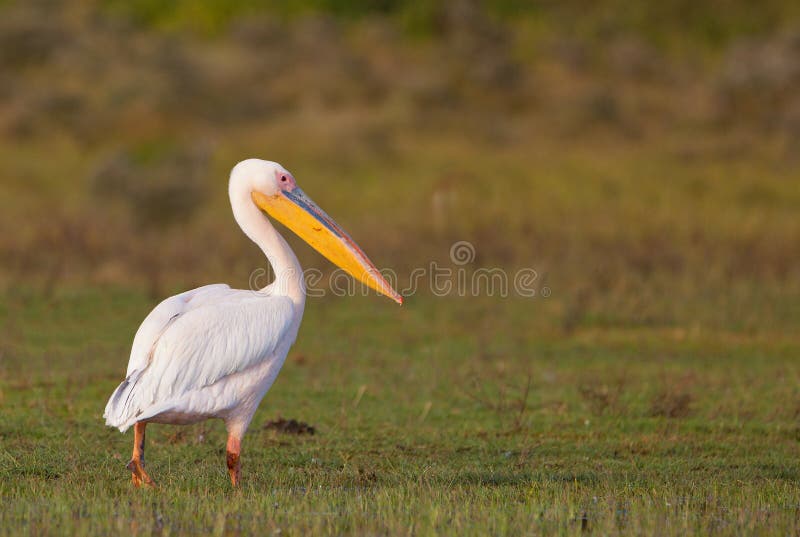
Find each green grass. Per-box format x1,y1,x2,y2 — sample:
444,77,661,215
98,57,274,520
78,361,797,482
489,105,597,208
2,289,799,535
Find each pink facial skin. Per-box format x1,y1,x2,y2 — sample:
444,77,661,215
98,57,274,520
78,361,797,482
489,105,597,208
276,169,297,192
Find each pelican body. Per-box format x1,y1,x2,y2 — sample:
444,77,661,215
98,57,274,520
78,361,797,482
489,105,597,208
103,159,400,486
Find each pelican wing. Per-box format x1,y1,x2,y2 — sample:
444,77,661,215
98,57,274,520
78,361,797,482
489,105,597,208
104,285,296,431
124,284,232,377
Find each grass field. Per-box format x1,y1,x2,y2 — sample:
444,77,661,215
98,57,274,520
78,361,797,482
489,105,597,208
2,288,799,535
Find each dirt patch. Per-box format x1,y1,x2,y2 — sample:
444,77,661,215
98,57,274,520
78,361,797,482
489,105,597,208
263,417,316,435
649,391,693,418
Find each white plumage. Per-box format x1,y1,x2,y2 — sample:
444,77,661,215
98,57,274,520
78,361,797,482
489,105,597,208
103,159,400,487
103,285,296,433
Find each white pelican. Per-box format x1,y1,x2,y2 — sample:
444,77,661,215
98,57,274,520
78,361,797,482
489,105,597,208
103,159,401,487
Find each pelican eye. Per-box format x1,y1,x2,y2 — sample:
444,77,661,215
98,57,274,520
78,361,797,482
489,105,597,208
281,176,287,182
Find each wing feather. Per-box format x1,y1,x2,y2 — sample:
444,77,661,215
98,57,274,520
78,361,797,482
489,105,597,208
148,296,295,402
125,284,232,376
104,285,295,430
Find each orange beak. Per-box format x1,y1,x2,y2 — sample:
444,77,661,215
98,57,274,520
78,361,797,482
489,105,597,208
252,187,402,304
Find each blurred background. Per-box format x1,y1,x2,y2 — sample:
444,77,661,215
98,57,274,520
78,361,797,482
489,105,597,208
1,0,799,333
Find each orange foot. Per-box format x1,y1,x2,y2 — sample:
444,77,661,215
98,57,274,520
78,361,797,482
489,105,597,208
126,459,156,488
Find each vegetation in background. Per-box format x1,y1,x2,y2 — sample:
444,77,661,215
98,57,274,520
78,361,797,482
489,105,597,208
100,0,800,47
2,0,799,323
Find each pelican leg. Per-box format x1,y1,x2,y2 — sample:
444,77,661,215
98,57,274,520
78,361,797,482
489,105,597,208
126,422,156,487
226,433,242,487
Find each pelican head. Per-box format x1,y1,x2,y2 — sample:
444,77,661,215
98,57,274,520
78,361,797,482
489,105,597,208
231,159,401,304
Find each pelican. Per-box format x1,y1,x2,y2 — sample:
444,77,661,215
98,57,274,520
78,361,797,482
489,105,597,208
103,159,401,487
